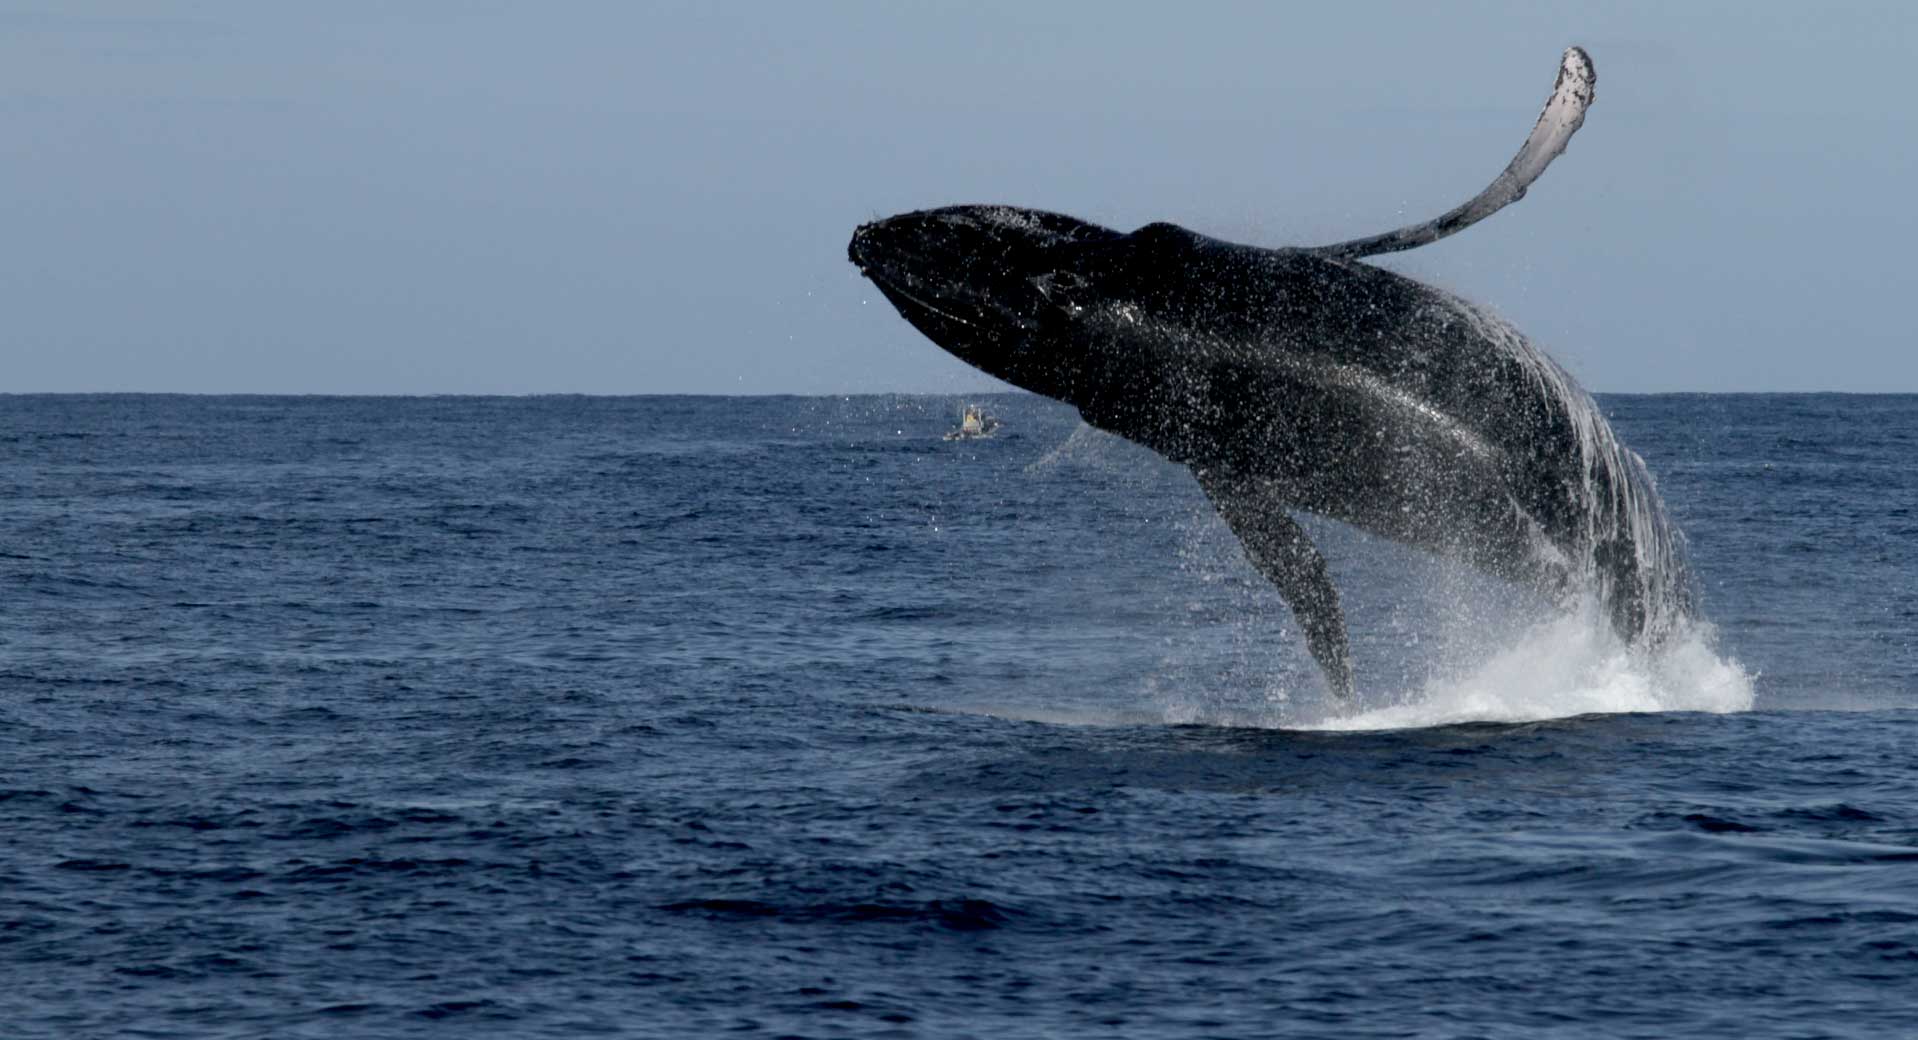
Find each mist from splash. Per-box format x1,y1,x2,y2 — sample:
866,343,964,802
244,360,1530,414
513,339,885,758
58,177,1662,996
1301,606,1755,731
1147,454,1753,730
1022,420,1755,732
1153,591,1755,732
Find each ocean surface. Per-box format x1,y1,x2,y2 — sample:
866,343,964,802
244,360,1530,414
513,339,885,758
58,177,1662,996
3,392,1915,1039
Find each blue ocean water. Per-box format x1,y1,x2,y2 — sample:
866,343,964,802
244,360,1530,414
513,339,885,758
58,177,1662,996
2,392,1915,1038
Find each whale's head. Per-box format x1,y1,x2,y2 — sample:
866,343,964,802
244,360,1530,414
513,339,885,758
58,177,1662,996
849,205,1128,397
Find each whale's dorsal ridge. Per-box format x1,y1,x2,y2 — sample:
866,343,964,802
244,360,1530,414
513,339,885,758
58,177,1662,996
1311,46,1596,261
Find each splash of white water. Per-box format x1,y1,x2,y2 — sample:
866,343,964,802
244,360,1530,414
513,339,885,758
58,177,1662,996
1303,606,1754,732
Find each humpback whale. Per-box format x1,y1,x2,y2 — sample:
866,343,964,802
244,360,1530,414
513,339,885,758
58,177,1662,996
849,48,1694,701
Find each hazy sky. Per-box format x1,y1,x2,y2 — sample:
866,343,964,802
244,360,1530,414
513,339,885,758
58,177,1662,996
5,2,1916,393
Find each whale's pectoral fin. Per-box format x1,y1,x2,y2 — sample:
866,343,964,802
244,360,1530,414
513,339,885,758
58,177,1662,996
1309,46,1596,260
1198,472,1355,701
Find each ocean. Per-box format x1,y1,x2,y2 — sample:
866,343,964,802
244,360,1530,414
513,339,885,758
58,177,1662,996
3,392,1915,1038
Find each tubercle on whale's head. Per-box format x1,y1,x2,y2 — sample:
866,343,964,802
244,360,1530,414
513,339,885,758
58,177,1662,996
849,205,1128,399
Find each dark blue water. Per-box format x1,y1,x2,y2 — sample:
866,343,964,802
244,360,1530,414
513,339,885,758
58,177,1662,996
3,393,1915,1038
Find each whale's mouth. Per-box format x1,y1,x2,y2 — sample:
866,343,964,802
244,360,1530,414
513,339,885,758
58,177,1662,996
848,205,1120,388
848,217,1026,345
868,273,980,330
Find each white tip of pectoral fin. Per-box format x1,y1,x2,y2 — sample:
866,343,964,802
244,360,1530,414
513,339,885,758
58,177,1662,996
1503,46,1596,193
1311,46,1596,260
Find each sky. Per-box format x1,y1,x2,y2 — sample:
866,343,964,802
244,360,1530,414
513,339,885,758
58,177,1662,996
3,2,1916,394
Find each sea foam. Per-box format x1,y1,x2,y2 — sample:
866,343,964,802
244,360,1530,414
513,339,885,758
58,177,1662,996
1301,603,1754,731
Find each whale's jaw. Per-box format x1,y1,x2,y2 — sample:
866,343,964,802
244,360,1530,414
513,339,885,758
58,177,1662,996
850,206,1118,390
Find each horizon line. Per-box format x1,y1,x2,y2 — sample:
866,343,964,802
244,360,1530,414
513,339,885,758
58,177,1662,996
6,389,1918,399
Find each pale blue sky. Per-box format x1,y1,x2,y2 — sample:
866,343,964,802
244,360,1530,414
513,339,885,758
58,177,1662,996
4,2,1915,393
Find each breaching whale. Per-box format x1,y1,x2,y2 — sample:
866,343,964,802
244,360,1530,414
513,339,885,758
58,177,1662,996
848,47,1694,701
